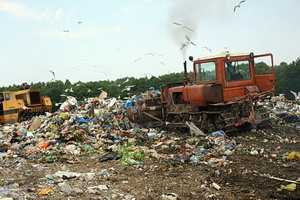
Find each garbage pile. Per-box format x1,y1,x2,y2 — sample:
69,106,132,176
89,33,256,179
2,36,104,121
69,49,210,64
259,93,300,129
0,92,298,164
0,95,144,164
0,91,299,199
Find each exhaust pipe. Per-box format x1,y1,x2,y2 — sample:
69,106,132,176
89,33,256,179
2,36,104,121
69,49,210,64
183,61,187,78
182,61,190,83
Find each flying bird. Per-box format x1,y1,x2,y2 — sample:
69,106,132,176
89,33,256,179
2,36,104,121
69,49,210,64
143,73,161,80
63,30,69,32
134,58,143,62
185,35,196,46
173,22,194,32
123,78,129,84
202,46,212,53
182,26,194,32
180,43,187,50
234,0,246,12
78,21,83,24
173,22,182,26
290,90,300,100
180,36,196,50
144,53,163,56
64,88,73,92
121,85,135,92
49,70,55,81
160,61,166,66
121,88,130,92
71,67,79,70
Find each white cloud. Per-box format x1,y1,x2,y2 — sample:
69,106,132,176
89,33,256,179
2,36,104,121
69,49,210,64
35,26,123,38
0,0,69,21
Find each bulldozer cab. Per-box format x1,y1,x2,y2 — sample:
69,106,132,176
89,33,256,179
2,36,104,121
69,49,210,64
0,89,52,124
0,93,4,111
193,52,276,102
0,92,20,123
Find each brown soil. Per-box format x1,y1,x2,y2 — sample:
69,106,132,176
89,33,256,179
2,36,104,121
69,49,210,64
1,125,300,200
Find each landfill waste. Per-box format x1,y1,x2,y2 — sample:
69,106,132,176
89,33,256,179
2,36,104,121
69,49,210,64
58,182,73,193
277,183,297,191
117,142,147,164
99,151,119,162
54,171,81,179
0,90,299,199
287,151,300,160
168,129,238,165
161,193,179,200
211,182,222,190
260,93,300,129
38,188,54,195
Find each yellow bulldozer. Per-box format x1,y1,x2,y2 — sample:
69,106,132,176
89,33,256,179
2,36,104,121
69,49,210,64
0,88,52,124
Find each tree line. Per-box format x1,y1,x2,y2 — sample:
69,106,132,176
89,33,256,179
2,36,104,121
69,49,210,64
0,58,299,104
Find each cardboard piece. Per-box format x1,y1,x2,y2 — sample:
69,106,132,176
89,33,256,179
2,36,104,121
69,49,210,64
185,121,206,136
28,116,42,131
99,91,108,99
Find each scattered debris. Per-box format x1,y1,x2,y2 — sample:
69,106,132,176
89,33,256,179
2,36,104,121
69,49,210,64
0,92,299,199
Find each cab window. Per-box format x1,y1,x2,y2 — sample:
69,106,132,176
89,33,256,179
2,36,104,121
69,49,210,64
225,60,251,81
254,56,272,75
4,93,13,101
0,93,4,102
195,62,216,82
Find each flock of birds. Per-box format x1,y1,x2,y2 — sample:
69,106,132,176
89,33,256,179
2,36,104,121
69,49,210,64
173,0,246,52
133,52,166,67
50,75,137,98
48,0,247,94
173,21,213,54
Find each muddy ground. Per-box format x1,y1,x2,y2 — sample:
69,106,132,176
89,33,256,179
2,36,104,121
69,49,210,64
0,125,300,200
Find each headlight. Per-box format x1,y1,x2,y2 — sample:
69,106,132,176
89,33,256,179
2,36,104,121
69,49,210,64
226,54,230,60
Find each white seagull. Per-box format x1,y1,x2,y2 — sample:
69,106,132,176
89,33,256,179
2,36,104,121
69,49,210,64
180,36,196,50
185,35,196,46
290,90,300,100
144,53,163,56
173,22,194,32
134,58,143,62
202,46,212,53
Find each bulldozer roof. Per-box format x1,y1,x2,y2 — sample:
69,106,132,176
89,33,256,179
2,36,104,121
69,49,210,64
195,51,250,61
0,88,41,95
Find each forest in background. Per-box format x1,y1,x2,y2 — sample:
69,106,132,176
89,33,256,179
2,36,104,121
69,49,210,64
1,58,299,104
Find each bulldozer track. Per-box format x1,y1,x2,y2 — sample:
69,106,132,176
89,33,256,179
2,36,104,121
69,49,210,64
165,105,240,133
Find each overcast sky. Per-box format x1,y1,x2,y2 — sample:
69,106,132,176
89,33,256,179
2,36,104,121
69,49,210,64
0,0,299,87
